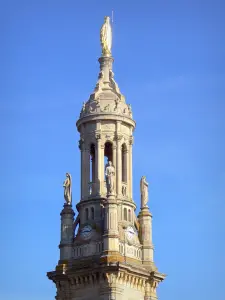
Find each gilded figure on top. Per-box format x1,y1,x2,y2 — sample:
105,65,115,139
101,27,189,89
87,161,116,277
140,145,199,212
100,16,112,57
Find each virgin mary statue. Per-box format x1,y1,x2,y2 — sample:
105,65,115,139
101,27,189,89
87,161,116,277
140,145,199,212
100,16,112,57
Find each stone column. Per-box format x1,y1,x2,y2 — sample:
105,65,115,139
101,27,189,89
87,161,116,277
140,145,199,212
95,135,102,196
112,144,117,194
116,139,122,198
100,143,105,196
84,147,90,198
59,204,75,262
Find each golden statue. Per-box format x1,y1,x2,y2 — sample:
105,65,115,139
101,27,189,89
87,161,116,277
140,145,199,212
100,16,112,57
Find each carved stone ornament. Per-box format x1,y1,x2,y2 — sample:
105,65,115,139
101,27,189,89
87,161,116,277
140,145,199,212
115,134,123,141
79,94,133,119
109,69,121,95
82,101,86,111
95,133,101,140
128,104,133,117
94,70,104,92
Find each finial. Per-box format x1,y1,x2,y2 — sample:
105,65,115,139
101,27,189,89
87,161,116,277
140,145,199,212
100,16,112,57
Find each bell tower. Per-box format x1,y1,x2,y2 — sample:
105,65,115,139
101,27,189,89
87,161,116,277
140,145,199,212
47,16,165,300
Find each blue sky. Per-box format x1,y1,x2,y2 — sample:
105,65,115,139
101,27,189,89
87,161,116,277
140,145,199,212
0,1,225,299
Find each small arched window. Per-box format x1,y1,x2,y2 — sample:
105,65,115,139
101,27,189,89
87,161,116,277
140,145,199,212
85,208,89,221
124,207,127,221
128,209,131,222
91,207,94,220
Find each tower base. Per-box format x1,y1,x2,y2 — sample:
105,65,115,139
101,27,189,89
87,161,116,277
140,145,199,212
47,261,165,300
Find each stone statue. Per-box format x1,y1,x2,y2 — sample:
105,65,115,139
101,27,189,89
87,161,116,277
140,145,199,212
140,176,148,208
63,173,72,205
105,161,115,195
100,16,112,57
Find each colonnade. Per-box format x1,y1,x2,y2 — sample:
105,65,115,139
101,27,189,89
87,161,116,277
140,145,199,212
80,131,133,200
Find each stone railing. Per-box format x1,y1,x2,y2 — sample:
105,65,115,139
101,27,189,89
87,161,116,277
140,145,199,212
119,242,142,260
72,241,103,259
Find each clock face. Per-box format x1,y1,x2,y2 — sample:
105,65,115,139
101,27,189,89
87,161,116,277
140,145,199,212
80,225,92,240
126,226,135,241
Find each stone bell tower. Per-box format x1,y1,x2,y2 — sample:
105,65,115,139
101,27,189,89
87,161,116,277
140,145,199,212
47,16,165,300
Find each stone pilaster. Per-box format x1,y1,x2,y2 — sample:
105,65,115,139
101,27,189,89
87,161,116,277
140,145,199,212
112,144,117,194
95,134,102,196
100,143,105,196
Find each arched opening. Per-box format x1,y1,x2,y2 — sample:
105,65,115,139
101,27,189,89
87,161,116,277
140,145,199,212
90,143,95,183
104,141,113,166
124,207,127,221
85,208,89,221
128,209,131,222
91,207,94,220
122,143,127,182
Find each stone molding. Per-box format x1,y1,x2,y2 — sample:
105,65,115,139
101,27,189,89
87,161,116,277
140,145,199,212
76,113,136,131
